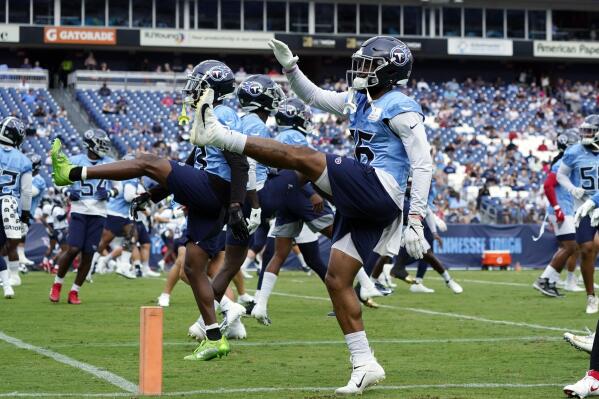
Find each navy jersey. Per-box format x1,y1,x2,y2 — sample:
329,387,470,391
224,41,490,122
275,128,308,147
31,174,47,213
241,113,270,186
69,154,114,216
348,89,423,193
0,145,32,199
547,159,574,216
107,179,137,218
204,104,242,181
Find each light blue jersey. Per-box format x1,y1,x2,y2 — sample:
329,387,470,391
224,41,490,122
275,128,308,147
69,154,114,216
107,179,137,218
241,113,270,186
193,146,208,170
205,104,242,181
562,144,599,199
547,159,574,216
31,174,47,213
0,145,32,199
348,89,423,192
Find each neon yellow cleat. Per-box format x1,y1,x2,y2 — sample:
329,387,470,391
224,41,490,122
183,336,230,361
51,139,75,186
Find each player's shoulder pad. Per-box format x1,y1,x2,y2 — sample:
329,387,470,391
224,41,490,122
561,144,581,166
381,89,423,120
214,104,242,131
241,113,268,137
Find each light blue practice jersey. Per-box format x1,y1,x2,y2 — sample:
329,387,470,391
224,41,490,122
546,159,574,216
562,144,599,199
241,113,270,186
348,89,423,192
107,179,137,218
69,154,114,216
205,104,242,181
31,174,47,213
0,145,32,199
275,128,308,147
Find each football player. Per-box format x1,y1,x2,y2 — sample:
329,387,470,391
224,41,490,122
560,115,599,313
533,129,581,297
563,319,599,397
19,152,45,268
188,36,432,394
49,129,114,304
0,117,31,298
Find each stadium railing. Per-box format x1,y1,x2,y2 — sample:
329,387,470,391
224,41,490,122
0,69,49,89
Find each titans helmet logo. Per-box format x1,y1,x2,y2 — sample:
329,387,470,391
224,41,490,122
242,81,264,97
390,45,411,67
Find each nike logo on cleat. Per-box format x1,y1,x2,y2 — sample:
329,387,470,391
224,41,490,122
591,386,599,392
409,123,418,129
355,374,366,388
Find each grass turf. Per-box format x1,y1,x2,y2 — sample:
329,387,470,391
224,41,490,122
0,269,594,398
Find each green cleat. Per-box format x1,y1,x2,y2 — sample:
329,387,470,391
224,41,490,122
184,336,230,361
51,139,75,186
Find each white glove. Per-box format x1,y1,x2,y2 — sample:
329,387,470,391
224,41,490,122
570,187,586,200
267,39,299,70
591,208,599,227
190,88,227,148
402,217,426,260
343,88,357,115
575,199,596,227
246,208,262,235
434,214,447,232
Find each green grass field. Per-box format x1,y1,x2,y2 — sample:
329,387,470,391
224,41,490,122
0,269,595,398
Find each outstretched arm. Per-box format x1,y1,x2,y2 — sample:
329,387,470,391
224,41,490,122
285,66,347,116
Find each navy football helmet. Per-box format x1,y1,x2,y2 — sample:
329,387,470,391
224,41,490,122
237,75,285,112
0,116,25,147
83,128,111,157
182,60,235,107
580,114,599,150
556,128,579,152
346,36,413,90
26,152,42,174
275,98,313,134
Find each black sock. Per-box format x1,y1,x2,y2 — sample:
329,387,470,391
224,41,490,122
206,327,222,341
69,167,83,181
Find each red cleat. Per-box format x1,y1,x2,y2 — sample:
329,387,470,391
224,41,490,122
67,290,81,305
49,283,62,302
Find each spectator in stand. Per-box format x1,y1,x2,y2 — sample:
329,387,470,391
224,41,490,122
155,65,163,73
235,67,247,80
160,94,174,107
21,58,32,69
33,61,42,70
102,101,117,114
163,63,172,73
18,78,30,92
100,62,110,72
443,161,457,174
184,64,193,74
84,53,97,70
416,78,430,91
57,106,67,118
36,121,49,137
110,120,122,135
98,82,111,97
33,105,46,117
151,120,163,136
116,96,128,114
22,89,37,105
537,140,549,151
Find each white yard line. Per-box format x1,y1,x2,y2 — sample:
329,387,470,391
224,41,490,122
267,291,587,334
0,383,565,397
0,331,138,394
431,276,531,287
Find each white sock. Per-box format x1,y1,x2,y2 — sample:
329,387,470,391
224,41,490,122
344,330,374,365
241,256,254,270
356,268,375,289
0,269,9,286
441,270,451,283
260,272,277,307
220,130,247,153
142,260,150,271
17,246,26,260
71,283,80,292
540,265,560,283
160,292,170,298
219,295,233,312
54,276,64,284
120,251,132,264
415,277,423,284
205,322,218,331
567,271,576,282
297,252,308,268
7,260,19,272
254,289,261,304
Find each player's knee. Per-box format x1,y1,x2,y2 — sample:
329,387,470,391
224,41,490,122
325,271,343,293
562,241,576,255
580,243,594,258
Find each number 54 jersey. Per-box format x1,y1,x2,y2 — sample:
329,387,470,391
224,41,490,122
562,143,599,207
69,154,114,217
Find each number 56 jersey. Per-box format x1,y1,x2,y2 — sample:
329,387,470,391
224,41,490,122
69,154,114,217
562,143,599,207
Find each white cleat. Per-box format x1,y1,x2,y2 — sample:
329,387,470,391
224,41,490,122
240,267,253,279
587,295,599,314
226,318,247,340
157,293,170,307
142,268,161,277
446,279,463,294
116,263,137,279
237,293,254,306
564,330,595,354
19,255,34,266
251,303,272,326
18,264,29,273
557,279,567,288
410,282,435,293
188,317,206,341
360,283,384,300
220,302,247,332
564,372,599,398
9,271,21,287
565,279,585,292
335,359,386,395
3,284,14,299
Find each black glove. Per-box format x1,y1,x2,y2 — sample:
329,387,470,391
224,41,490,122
130,192,151,220
228,203,249,241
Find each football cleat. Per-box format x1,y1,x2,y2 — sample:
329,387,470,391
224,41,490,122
157,293,170,307
240,266,253,279
374,281,393,296
564,371,599,398
565,278,585,292
67,290,81,305
116,263,137,279
220,302,247,332
49,282,62,302
359,283,384,300
142,267,160,277
335,358,385,395
18,263,30,272
237,293,254,307
588,295,599,314
410,282,435,293
532,277,563,297
251,303,272,326
184,337,230,361
226,318,247,340
50,139,76,186
446,279,464,294
9,270,21,287
3,284,14,299
564,330,595,354
377,264,397,288
188,317,206,341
